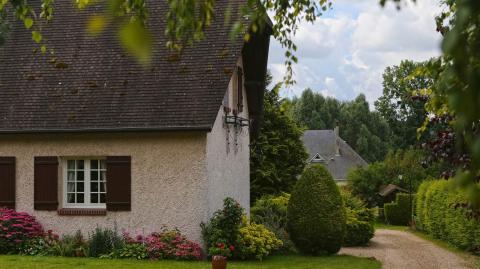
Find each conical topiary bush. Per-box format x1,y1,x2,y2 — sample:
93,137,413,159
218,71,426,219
287,164,346,255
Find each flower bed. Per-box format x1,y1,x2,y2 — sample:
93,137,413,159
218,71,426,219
0,207,203,260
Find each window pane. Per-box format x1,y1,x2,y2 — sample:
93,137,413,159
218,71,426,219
100,181,106,192
100,160,106,170
91,171,98,181
76,193,84,203
77,171,84,181
76,160,84,170
67,160,75,170
91,160,98,170
100,171,106,181
100,193,106,203
67,171,75,182
91,194,98,203
67,193,75,203
77,182,84,192
67,182,75,192
91,182,98,192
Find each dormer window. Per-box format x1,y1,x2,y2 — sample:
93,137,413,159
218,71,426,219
311,153,325,163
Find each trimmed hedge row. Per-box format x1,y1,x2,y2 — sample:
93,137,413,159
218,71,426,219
416,180,480,254
384,193,414,226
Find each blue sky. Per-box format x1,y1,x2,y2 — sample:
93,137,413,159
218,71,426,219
268,0,443,106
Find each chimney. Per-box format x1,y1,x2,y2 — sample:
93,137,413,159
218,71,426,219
334,121,340,156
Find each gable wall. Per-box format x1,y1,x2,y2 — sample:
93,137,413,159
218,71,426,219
206,57,250,217
0,132,209,242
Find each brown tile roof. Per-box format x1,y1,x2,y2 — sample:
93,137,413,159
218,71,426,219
0,1,245,133
378,184,409,197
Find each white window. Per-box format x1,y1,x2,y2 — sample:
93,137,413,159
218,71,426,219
63,159,106,208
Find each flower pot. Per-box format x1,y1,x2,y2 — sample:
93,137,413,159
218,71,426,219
211,255,227,269
74,249,85,257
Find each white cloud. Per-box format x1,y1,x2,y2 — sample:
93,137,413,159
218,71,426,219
268,0,443,106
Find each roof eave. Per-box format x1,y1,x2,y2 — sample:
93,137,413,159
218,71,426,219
0,125,212,134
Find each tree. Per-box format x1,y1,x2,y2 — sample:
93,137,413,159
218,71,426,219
375,60,431,149
415,0,480,208
290,90,392,162
347,149,443,207
250,81,308,202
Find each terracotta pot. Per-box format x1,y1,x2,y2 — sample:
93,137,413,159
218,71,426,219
211,255,227,269
74,249,85,257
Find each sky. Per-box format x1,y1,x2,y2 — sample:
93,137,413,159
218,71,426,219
268,0,444,106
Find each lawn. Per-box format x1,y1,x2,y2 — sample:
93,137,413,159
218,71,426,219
0,255,381,269
374,222,409,231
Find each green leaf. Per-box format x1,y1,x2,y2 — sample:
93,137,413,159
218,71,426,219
40,45,47,54
32,31,42,43
119,21,152,65
24,18,33,29
87,15,107,36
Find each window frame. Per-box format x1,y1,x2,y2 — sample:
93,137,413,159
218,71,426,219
62,158,107,209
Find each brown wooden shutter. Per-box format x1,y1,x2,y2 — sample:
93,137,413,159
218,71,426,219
34,157,59,210
106,156,131,211
237,67,244,113
0,157,16,209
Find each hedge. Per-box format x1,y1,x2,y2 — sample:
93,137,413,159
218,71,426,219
384,193,414,226
416,180,480,254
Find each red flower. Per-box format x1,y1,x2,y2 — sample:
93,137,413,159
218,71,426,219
229,245,235,251
217,243,225,249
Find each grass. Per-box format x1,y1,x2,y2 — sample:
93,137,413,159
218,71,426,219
0,255,381,269
374,222,409,231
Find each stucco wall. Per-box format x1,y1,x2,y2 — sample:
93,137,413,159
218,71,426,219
0,132,209,242
206,57,250,217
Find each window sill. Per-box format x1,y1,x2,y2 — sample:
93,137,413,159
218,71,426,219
57,208,107,216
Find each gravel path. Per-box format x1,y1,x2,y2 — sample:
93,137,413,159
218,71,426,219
340,229,476,269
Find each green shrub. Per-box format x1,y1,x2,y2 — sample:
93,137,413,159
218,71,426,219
88,226,124,258
287,164,346,255
201,197,244,258
341,190,376,224
343,210,374,247
384,193,414,226
341,190,375,246
250,193,296,253
416,180,480,254
251,193,290,226
20,235,57,256
236,223,283,261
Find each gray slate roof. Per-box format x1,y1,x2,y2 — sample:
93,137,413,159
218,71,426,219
302,130,368,180
0,1,246,133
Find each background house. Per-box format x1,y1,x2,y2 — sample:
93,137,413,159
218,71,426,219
0,1,271,243
302,126,368,184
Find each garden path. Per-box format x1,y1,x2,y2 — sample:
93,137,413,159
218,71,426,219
340,229,476,269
